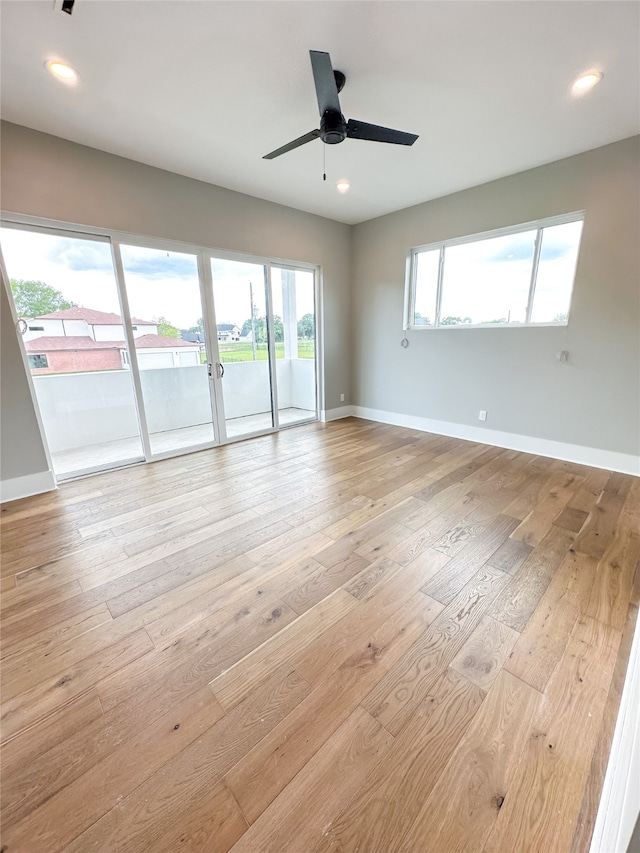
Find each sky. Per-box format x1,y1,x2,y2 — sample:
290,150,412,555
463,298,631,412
0,228,314,330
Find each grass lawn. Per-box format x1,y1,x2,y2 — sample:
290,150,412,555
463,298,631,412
217,341,315,363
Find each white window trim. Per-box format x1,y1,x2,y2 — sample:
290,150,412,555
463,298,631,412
404,211,585,331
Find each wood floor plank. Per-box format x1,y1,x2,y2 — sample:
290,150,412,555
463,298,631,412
1,602,112,663
0,420,635,853
363,566,509,735
293,553,448,686
483,616,622,853
586,528,640,631
224,592,429,823
486,536,533,575
313,668,485,853
396,670,540,852
2,687,224,852
489,525,576,632
422,513,518,605
228,706,394,853
0,689,104,812
97,595,298,716
503,554,582,694
509,472,581,547
449,614,520,691
1,628,153,742
570,602,639,853
209,589,358,711
572,472,632,559
61,664,309,853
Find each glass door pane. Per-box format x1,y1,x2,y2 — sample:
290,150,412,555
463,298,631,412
210,257,274,439
1,226,144,480
271,267,317,425
119,244,216,456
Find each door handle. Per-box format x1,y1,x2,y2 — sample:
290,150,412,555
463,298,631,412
217,362,225,379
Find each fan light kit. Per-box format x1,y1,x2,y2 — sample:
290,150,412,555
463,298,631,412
45,60,78,83
336,180,350,193
572,71,602,95
263,50,418,160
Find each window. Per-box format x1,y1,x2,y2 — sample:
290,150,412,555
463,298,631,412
405,214,584,329
28,354,48,368
28,325,45,331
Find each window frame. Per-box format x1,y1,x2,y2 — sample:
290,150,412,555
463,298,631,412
404,211,585,331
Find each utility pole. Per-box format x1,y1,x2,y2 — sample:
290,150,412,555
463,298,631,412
249,281,257,361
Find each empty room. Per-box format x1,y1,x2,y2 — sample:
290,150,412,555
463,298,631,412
1,1,639,851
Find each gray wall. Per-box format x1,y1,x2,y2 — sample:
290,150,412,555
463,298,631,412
0,279,50,481
0,121,351,405
1,122,638,497
352,136,640,458
0,121,352,494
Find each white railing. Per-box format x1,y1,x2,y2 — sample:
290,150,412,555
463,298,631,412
33,361,316,452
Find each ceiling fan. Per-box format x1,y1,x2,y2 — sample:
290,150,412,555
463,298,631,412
263,50,419,160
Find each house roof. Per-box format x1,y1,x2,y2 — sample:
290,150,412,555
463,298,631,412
181,330,205,343
25,336,118,351
25,334,199,351
133,335,199,348
34,307,156,325
217,323,239,331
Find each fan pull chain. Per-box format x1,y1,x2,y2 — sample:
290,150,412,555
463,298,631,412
323,144,326,181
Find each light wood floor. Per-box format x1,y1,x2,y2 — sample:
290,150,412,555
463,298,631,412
1,418,638,852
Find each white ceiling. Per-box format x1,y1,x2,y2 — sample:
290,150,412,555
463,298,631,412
1,1,639,224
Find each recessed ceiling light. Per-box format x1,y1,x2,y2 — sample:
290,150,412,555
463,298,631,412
571,71,603,95
336,180,350,193
45,60,78,83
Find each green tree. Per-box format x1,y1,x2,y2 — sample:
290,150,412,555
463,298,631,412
10,279,77,318
188,317,204,334
413,312,431,326
156,316,181,338
297,313,315,338
440,316,472,326
273,315,284,343
240,315,284,343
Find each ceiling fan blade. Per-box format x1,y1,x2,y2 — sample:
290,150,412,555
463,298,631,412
347,119,418,146
309,50,341,116
263,129,321,160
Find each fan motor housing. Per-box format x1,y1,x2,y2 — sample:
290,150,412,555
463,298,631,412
321,110,347,144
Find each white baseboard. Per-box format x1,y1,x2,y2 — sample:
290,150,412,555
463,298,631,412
320,406,356,423
345,406,640,476
590,614,640,853
0,469,57,503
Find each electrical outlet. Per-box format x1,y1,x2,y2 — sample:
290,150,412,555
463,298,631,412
340,393,345,402
479,410,487,421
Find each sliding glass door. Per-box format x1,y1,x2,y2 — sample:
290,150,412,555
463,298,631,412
118,244,216,455
209,257,275,440
2,220,318,480
0,225,144,479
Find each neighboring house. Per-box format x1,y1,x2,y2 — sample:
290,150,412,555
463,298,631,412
24,336,123,374
217,323,240,342
25,334,201,374
131,335,201,370
22,307,158,342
